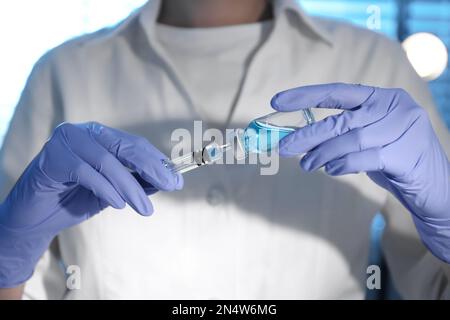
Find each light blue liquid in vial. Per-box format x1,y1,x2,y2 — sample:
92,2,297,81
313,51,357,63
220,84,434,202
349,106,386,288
243,120,296,154
235,109,314,157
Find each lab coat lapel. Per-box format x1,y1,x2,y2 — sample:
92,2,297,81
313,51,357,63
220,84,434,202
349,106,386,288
139,0,204,123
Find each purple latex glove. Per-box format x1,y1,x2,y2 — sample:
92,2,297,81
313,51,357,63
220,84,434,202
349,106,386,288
271,83,450,263
0,122,182,287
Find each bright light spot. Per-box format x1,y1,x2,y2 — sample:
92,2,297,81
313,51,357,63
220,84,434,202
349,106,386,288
0,0,146,145
402,32,448,81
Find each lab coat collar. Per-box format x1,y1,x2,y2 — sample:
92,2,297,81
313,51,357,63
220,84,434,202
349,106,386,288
138,0,334,47
273,0,334,46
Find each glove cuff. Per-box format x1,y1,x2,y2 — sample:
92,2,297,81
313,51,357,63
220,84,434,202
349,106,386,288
411,213,450,264
0,223,54,288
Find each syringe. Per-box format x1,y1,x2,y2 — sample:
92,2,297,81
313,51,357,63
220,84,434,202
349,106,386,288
162,141,232,174
162,109,315,174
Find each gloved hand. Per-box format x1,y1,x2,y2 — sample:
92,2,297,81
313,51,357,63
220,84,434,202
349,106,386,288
271,83,450,263
0,122,182,287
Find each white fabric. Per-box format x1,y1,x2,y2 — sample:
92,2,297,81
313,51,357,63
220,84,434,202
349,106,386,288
1,0,450,299
156,21,273,124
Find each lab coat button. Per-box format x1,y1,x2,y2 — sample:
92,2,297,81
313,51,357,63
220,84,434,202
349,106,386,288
206,185,226,206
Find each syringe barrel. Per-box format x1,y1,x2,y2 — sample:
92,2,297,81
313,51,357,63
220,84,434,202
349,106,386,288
162,153,200,174
162,142,224,174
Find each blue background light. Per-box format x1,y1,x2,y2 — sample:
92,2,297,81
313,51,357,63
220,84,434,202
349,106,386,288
0,0,147,143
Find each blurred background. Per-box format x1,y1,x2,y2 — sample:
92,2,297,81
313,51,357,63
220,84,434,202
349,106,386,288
1,0,449,144
0,0,448,299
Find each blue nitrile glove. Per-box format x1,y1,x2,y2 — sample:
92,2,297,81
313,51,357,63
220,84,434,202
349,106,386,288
0,122,183,287
271,83,450,263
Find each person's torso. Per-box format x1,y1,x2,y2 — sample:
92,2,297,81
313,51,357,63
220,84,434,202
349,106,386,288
40,5,399,299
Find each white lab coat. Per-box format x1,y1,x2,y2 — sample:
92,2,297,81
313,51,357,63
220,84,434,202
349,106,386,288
1,0,450,299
